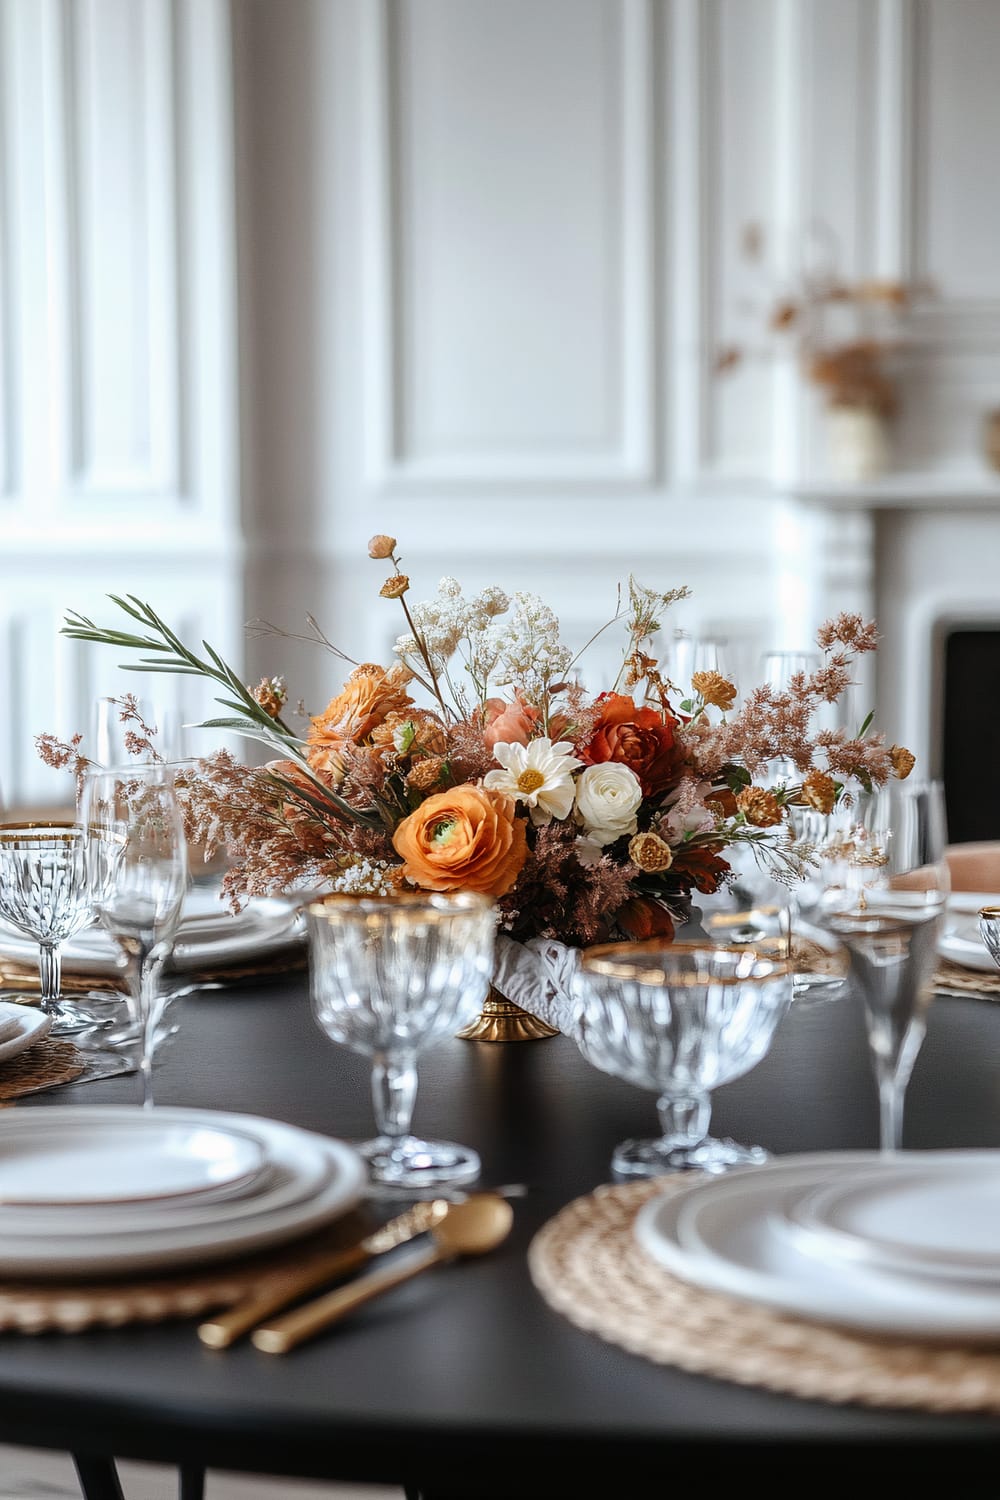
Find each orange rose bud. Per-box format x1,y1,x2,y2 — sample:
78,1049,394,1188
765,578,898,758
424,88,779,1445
379,573,410,599
405,756,448,794
368,534,397,559
392,786,528,899
736,786,783,828
800,770,837,814
890,745,916,780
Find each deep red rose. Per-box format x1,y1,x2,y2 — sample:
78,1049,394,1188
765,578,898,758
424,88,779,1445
668,845,731,895
613,896,677,942
579,693,683,797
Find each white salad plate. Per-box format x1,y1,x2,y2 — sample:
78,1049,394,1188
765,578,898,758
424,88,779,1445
783,1154,1000,1282
634,1151,1000,1342
0,1120,337,1238
0,1106,367,1277
0,1107,268,1206
0,1002,52,1063
0,886,305,979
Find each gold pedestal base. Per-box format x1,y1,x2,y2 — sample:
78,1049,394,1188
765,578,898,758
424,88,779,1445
456,988,560,1043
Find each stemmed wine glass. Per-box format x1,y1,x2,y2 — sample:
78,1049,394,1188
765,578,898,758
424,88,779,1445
79,765,190,1108
571,939,794,1177
0,822,117,1035
810,779,950,1152
305,890,496,1194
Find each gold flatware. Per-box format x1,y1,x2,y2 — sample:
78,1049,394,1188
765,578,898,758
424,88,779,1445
251,1191,514,1354
197,1197,451,1349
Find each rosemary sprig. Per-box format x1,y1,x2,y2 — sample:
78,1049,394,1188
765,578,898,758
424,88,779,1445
60,596,382,831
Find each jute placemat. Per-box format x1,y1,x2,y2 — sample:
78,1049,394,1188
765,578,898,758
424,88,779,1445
0,949,307,995
0,1035,86,1101
528,1178,1000,1414
0,1207,371,1334
934,958,1000,999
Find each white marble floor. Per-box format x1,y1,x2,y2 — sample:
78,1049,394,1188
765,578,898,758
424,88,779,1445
0,1447,402,1500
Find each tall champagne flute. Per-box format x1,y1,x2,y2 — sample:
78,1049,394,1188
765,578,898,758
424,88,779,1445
80,765,190,1108
813,779,950,1152
0,822,116,1034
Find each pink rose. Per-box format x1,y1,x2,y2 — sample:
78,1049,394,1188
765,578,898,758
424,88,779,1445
483,693,540,751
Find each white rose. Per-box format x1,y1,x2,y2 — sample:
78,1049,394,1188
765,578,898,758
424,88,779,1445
574,763,643,846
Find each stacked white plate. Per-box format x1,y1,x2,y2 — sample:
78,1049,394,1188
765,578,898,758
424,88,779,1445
938,892,1000,973
0,1105,367,1277
0,885,306,980
635,1150,1000,1342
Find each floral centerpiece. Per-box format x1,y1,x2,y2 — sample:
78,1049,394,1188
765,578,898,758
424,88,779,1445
45,536,913,1039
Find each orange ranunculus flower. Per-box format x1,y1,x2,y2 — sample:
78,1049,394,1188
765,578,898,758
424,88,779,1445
306,663,413,775
392,786,528,898
613,896,676,942
579,692,682,797
483,692,540,752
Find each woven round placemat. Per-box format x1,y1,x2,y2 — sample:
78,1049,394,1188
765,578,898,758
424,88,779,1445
528,1178,1000,1414
0,1208,370,1334
0,1035,86,1101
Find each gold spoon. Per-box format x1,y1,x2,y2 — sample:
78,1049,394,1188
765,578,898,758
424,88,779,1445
251,1192,514,1354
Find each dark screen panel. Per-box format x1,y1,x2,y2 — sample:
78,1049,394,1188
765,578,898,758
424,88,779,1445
943,629,1000,844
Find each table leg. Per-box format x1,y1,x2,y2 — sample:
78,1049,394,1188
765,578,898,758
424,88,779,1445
71,1454,125,1500
179,1464,205,1500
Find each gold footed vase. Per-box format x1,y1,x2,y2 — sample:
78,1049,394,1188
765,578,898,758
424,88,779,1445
456,985,559,1043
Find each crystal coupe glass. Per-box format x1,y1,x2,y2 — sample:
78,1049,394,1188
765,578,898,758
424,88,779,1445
573,940,793,1178
0,821,117,1035
306,890,496,1193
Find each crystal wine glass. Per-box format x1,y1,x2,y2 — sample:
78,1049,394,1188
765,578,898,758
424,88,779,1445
811,779,950,1152
79,765,190,1107
572,940,793,1177
0,821,117,1035
305,890,496,1194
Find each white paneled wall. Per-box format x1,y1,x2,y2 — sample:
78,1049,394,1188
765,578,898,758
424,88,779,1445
0,0,240,805
3,0,999,803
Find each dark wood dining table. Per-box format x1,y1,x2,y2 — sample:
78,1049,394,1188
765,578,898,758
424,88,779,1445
5,970,1000,1497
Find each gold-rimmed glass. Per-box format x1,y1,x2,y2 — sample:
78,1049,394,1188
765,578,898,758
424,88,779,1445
572,939,794,1178
0,821,119,1035
306,890,496,1195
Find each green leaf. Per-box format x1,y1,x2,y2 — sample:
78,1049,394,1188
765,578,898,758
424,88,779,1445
725,765,752,791
857,709,875,738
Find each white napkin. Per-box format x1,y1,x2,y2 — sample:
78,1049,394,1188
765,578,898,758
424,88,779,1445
0,1007,25,1045
492,935,583,1039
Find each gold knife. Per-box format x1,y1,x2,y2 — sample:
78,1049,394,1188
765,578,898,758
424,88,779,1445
197,1198,451,1349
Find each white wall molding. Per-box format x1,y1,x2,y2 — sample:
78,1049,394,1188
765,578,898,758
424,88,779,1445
361,0,657,492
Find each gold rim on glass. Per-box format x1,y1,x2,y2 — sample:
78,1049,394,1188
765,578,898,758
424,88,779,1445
580,938,793,985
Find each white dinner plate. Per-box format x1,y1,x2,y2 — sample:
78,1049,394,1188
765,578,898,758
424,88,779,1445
784,1155,1000,1282
0,1002,52,1063
634,1152,1000,1342
0,1111,337,1238
0,1108,267,1205
0,885,305,978
0,1106,367,1277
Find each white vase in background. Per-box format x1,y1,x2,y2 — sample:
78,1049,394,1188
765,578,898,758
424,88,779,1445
826,406,890,483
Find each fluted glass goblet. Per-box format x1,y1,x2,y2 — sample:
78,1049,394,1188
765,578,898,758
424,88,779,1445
0,822,118,1035
810,779,950,1152
80,765,190,1108
572,940,793,1178
306,890,496,1194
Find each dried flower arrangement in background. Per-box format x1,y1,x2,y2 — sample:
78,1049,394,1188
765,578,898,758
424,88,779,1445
715,221,936,422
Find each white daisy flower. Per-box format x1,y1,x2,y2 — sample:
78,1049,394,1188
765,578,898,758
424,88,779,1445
483,738,583,825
